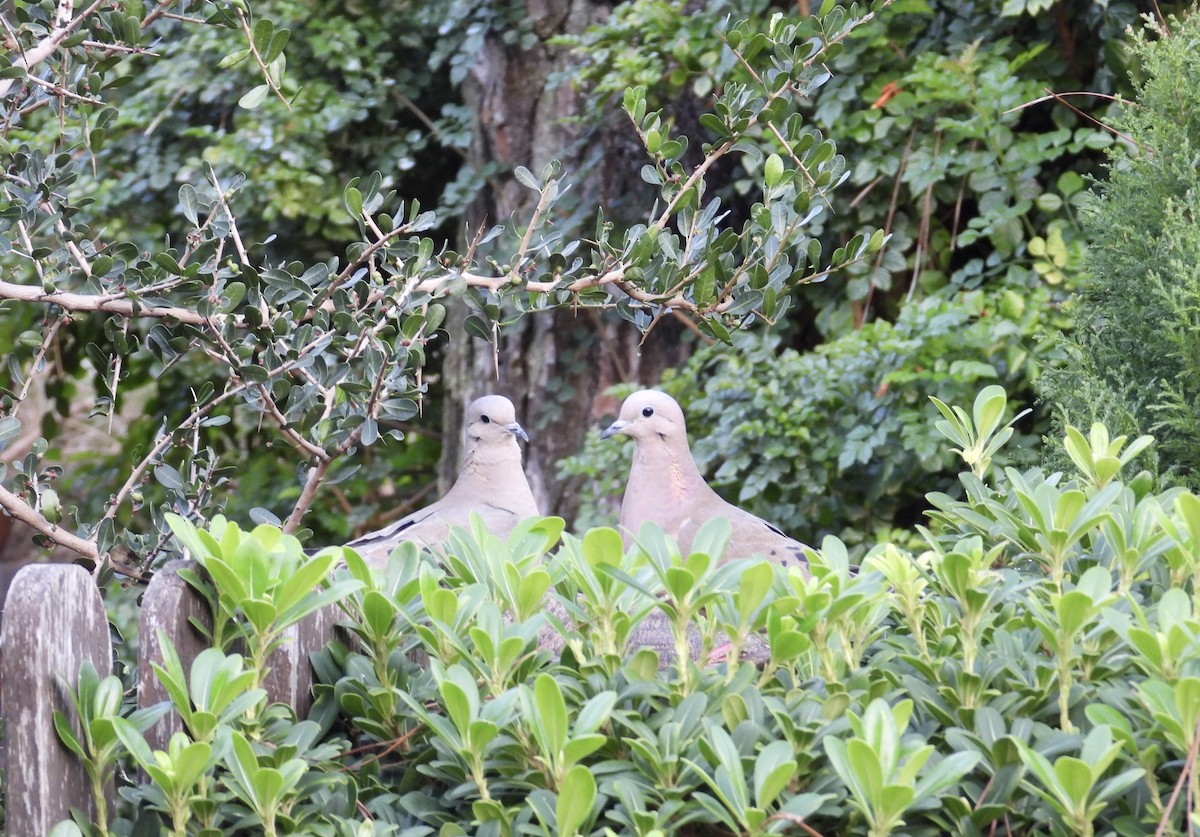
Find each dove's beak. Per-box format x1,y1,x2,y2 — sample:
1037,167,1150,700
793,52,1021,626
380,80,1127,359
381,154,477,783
505,421,530,443
599,420,628,440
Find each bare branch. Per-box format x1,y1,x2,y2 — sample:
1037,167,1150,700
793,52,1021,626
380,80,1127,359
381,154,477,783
25,73,104,106
13,220,45,282
52,211,92,276
282,459,332,535
0,279,213,325
79,39,160,57
283,342,390,533
1018,87,1144,151
509,178,557,277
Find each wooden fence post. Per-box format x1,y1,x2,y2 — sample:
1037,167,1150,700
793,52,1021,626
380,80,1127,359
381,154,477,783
262,604,339,719
0,563,113,835
138,560,212,751
139,562,338,736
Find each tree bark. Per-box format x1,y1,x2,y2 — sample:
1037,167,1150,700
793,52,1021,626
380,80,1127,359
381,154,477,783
443,0,694,523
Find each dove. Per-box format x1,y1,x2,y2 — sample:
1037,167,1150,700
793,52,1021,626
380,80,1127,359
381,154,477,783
348,395,539,566
600,389,808,570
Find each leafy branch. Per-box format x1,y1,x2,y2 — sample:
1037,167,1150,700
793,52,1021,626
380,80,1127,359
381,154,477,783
0,0,884,574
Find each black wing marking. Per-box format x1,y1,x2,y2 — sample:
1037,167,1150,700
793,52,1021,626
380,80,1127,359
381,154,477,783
350,509,437,546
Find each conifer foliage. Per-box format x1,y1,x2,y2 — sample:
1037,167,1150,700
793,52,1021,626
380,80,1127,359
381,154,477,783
1041,10,1200,487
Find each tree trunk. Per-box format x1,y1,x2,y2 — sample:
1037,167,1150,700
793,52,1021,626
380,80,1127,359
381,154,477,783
443,0,694,523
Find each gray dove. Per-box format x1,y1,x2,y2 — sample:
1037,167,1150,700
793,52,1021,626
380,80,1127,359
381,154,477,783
601,389,808,570
348,395,539,565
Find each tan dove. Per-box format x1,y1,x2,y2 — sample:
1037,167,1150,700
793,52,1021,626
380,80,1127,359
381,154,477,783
348,395,539,565
601,390,808,570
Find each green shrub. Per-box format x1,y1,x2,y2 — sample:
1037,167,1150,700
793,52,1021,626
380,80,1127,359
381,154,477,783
52,387,1200,836
1041,7,1200,487
562,286,1057,550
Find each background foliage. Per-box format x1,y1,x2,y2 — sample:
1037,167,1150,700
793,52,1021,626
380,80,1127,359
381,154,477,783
1039,8,1200,490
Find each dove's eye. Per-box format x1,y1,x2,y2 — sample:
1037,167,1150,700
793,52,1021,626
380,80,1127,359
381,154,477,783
642,407,654,417
481,415,491,424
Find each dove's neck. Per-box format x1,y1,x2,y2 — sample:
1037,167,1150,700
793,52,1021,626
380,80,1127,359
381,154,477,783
630,434,707,500
446,441,540,518
458,441,525,479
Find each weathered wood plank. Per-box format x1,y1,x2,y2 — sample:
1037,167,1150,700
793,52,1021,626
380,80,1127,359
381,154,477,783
263,603,340,719
0,563,113,835
139,561,338,727
138,559,212,751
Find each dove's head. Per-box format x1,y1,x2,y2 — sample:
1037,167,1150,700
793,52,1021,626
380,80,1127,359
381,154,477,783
465,395,530,447
600,390,688,444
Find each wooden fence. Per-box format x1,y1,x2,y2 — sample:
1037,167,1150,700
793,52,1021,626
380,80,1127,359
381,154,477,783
0,561,337,836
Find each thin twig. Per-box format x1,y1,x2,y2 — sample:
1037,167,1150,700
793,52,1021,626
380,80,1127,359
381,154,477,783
14,315,65,407
396,92,466,160
52,213,93,276
671,309,713,344
79,39,159,56
859,126,914,326
157,12,206,25
341,724,425,770
765,811,826,837
207,168,250,265
1154,712,1200,836
726,38,838,211
143,86,186,137
907,130,941,304
848,174,884,209
321,225,412,302
140,0,175,28
25,74,104,105
949,139,977,252
233,6,290,108
204,318,330,462
510,179,556,278
1008,89,1144,151
358,481,436,534
13,220,46,282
